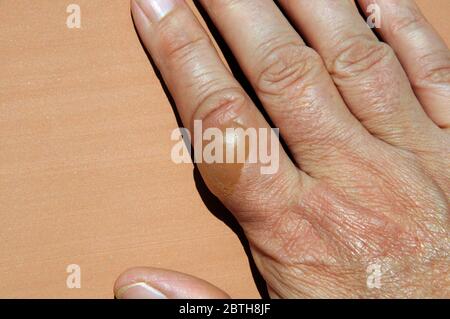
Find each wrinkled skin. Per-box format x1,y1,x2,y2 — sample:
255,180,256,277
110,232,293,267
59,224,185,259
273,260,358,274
115,0,450,298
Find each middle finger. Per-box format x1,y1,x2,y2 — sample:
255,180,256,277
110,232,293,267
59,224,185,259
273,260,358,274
200,0,371,176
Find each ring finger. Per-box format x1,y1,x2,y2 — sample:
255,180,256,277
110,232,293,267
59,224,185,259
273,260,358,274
200,0,372,176
278,0,442,149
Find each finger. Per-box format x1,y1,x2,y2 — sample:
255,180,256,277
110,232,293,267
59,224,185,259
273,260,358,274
114,267,230,299
199,0,372,176
131,0,305,224
359,0,450,129
278,0,440,147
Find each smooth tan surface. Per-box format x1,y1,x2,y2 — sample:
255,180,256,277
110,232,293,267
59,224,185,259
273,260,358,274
1,0,449,298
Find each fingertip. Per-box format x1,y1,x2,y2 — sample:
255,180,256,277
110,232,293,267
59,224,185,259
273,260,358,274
114,267,231,299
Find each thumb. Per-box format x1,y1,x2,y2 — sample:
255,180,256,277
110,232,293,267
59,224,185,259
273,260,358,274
114,267,231,299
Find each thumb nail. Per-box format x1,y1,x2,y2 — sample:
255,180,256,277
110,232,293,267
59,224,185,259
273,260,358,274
116,282,167,299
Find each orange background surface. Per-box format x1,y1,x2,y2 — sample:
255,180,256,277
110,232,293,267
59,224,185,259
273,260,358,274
1,0,449,298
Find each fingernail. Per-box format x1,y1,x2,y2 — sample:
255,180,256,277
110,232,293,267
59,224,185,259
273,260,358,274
116,282,167,299
135,0,179,22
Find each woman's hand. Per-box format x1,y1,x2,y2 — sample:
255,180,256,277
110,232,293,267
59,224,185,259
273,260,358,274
115,0,449,298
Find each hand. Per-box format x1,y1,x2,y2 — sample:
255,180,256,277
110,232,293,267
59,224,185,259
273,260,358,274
114,0,449,298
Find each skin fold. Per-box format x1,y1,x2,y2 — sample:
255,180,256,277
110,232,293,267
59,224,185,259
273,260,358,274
114,0,450,298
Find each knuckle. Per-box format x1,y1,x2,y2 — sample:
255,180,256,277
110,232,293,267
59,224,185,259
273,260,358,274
413,51,450,88
329,36,395,79
389,5,426,35
157,19,211,63
255,41,324,98
193,86,250,125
